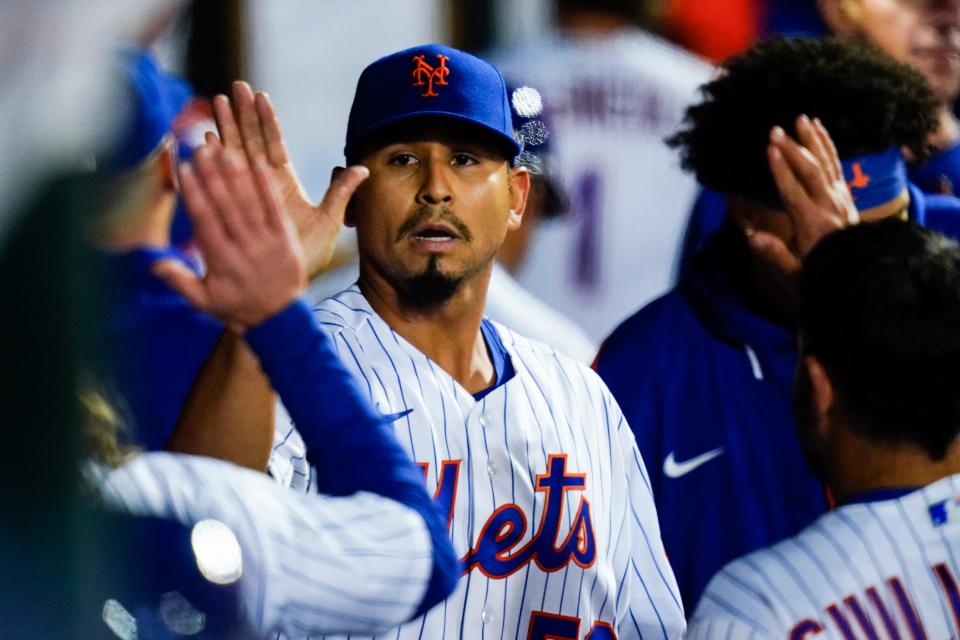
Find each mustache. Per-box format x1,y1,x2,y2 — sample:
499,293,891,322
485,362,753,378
396,206,473,243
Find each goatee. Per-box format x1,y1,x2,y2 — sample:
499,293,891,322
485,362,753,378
397,255,464,309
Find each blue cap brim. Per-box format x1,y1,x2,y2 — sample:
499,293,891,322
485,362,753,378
344,110,521,160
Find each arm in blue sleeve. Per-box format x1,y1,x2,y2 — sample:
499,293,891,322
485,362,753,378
244,299,460,616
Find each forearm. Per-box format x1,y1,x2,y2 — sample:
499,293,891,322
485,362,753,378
166,329,275,470
245,300,460,612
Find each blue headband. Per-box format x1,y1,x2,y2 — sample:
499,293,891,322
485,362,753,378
841,148,908,211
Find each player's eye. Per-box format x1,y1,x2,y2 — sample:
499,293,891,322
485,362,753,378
451,153,477,167
389,153,418,166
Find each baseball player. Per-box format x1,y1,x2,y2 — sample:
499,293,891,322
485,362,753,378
488,0,712,341
101,137,460,636
595,36,960,614
212,43,684,638
689,219,960,638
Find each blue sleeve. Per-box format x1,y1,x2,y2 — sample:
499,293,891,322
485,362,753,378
920,192,960,242
909,141,960,196
244,300,459,616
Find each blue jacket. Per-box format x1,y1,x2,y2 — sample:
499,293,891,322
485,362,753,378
596,222,826,614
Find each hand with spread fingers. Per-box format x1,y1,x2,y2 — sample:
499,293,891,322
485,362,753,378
748,114,859,279
152,144,368,332
208,81,350,279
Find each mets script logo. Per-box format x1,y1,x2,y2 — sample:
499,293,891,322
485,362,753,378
411,54,450,97
419,454,596,578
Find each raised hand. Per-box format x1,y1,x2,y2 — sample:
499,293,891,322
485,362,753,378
749,115,858,279
152,143,368,332
209,81,349,278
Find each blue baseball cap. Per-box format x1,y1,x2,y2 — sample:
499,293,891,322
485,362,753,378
106,48,192,172
344,44,520,161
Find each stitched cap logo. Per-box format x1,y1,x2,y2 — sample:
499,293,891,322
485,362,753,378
411,54,450,97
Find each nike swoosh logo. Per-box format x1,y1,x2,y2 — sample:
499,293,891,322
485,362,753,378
382,408,414,423
663,448,724,479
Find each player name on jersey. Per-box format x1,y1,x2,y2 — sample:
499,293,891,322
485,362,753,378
689,475,960,640
788,565,960,639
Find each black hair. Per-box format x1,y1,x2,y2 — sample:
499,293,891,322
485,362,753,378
799,219,960,460
667,37,938,204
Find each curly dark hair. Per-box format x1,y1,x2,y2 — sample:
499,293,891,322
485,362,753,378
667,37,938,204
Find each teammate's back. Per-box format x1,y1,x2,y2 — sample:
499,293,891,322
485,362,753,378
690,475,960,637
689,219,960,637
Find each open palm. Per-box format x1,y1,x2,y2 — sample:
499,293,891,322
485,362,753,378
210,81,344,278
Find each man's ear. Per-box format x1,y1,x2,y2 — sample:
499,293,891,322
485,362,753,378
332,166,358,227
507,166,531,231
805,355,836,433
817,0,862,36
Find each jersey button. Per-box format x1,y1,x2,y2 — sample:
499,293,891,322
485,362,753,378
480,607,496,625
486,460,497,476
479,413,492,428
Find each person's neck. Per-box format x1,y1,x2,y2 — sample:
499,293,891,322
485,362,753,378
358,263,495,394
90,192,175,252
827,429,960,505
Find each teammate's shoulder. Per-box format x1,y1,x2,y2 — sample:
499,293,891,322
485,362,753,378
491,318,564,361
311,284,375,335
495,320,622,412
494,320,603,379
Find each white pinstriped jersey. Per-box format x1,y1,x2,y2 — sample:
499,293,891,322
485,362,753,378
688,473,960,639
100,452,433,638
272,284,685,639
489,30,711,341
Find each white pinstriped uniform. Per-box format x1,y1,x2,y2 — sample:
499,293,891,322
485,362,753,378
272,284,685,639
100,451,433,638
688,473,960,639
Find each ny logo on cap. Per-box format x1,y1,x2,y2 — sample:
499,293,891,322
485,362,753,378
411,54,450,97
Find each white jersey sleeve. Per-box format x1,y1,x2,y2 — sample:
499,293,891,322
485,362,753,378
100,451,433,638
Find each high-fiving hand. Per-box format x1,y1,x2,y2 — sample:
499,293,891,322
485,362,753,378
208,81,352,279
152,143,368,333
749,114,859,280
